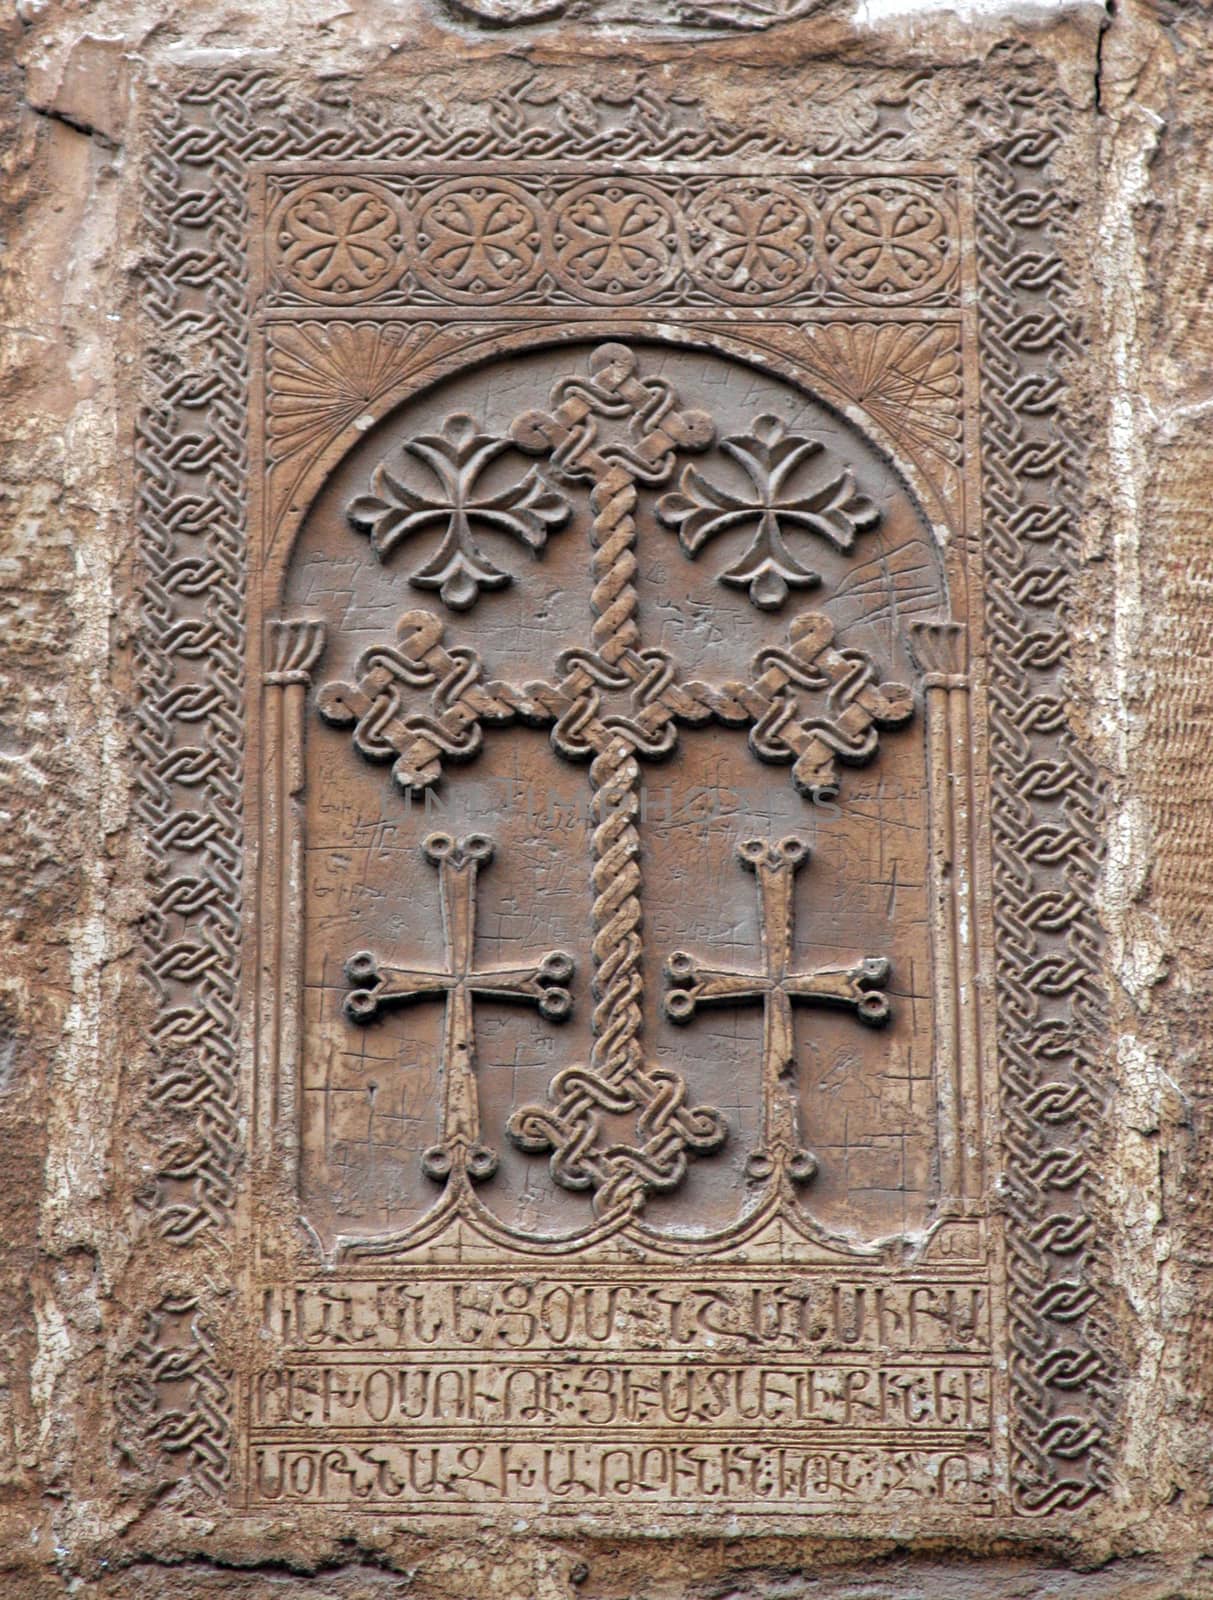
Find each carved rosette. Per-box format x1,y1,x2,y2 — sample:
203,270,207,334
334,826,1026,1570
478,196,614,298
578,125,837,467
685,180,816,302
413,180,545,301
821,179,955,304
273,179,406,302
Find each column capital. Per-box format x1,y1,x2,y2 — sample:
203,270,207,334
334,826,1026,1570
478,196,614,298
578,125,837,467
265,618,326,686
909,618,968,689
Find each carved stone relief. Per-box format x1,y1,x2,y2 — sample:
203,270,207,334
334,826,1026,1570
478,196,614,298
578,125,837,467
127,63,1109,1534
438,0,831,30
265,172,960,311
291,340,937,1255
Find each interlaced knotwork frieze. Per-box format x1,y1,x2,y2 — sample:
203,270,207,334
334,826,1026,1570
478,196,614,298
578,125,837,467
317,598,911,802
976,55,1110,1515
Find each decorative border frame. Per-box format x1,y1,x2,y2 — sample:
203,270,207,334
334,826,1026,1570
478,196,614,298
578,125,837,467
128,59,1110,1520
261,167,961,310
974,81,1112,1512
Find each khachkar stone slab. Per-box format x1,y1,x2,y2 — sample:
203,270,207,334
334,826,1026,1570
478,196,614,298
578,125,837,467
124,52,1110,1543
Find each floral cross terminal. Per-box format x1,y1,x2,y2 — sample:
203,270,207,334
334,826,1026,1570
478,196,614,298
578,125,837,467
348,412,571,610
657,413,881,610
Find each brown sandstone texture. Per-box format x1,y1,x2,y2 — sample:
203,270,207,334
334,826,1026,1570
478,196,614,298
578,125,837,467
2,0,1212,1594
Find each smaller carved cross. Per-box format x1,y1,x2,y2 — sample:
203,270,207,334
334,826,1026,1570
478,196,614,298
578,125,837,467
663,836,890,1186
343,831,574,1185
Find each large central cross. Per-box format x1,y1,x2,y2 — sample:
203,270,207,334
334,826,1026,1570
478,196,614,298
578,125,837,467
663,836,891,1186
341,830,574,1185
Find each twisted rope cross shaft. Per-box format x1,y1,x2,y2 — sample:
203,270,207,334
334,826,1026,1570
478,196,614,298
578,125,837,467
508,346,721,1210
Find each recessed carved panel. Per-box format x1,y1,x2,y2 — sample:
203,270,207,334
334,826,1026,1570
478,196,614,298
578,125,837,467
130,69,1108,1533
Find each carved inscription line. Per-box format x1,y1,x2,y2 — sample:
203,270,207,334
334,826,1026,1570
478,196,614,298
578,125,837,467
248,1440,995,1511
260,1277,992,1354
251,1361,993,1433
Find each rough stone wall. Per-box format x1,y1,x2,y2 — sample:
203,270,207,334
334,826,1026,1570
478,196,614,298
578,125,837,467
2,0,1212,1595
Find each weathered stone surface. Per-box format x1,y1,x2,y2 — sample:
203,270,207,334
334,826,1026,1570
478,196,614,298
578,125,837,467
2,0,1213,1594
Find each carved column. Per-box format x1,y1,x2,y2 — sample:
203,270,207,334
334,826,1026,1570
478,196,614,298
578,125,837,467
258,619,326,1167
910,620,983,1208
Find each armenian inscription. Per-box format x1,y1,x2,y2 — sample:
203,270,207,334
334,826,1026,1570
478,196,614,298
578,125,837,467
130,70,1107,1534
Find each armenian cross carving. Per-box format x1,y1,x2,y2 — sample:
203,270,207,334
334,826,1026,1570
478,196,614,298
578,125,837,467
316,342,915,1220
656,413,882,610
664,836,891,1187
346,412,571,610
341,831,574,1186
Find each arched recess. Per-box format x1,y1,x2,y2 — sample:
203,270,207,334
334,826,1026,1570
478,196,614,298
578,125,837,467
254,335,984,1262
258,320,964,614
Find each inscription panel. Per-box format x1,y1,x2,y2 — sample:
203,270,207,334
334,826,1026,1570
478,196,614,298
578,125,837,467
130,67,1107,1533
250,1272,994,1511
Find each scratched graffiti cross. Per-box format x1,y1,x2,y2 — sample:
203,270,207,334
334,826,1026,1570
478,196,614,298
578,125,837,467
342,830,574,1185
664,836,891,1187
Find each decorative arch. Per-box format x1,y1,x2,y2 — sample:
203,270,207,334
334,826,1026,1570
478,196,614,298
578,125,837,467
260,320,964,614
255,337,981,1263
